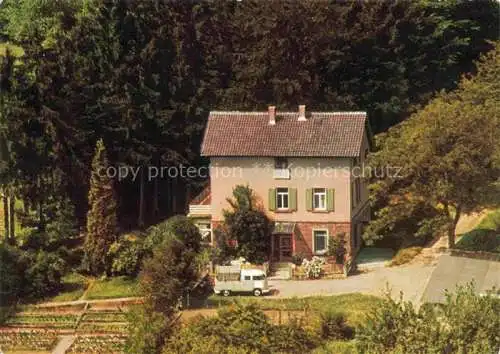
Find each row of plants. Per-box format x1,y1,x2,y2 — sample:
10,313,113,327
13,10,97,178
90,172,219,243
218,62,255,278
4,313,79,329
0,330,59,351
67,334,127,354
77,322,129,333
81,311,128,323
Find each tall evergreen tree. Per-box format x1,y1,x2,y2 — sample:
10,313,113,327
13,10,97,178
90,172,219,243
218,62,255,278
84,139,118,275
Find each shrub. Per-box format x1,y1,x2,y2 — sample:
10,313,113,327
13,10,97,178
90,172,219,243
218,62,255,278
302,256,325,279
456,229,500,253
317,311,354,340
389,246,422,266
126,305,172,354
327,234,347,264
356,284,500,353
0,245,65,301
22,251,66,299
291,253,305,266
108,233,144,276
139,216,201,316
164,303,318,354
144,216,201,256
0,244,24,302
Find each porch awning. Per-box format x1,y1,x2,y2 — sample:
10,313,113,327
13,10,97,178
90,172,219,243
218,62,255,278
273,222,296,234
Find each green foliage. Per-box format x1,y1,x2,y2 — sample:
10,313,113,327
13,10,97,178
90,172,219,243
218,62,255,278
140,216,201,316
0,244,65,301
356,284,500,353
0,0,86,47
84,139,118,275
0,243,23,302
327,233,347,263
291,253,305,266
0,0,498,238
456,229,500,253
164,303,319,354
317,311,354,341
389,247,423,266
366,44,500,248
22,251,66,299
144,215,202,256
126,305,172,354
108,233,145,276
223,185,273,264
456,209,500,253
211,225,237,265
84,276,139,300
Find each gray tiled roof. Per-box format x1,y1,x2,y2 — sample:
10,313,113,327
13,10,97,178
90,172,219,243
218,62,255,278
201,111,367,157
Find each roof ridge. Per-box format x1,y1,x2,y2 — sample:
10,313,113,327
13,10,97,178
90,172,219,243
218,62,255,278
210,111,367,116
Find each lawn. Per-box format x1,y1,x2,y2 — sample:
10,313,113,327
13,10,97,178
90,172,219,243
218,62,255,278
48,273,89,302
456,208,500,253
84,276,140,300
355,247,394,265
202,293,382,328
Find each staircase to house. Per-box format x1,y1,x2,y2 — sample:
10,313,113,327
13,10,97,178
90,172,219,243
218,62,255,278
268,262,292,280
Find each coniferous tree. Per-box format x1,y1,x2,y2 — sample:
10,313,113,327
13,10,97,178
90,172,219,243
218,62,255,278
84,139,118,275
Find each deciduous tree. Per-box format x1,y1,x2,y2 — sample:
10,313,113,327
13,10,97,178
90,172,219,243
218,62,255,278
366,43,500,248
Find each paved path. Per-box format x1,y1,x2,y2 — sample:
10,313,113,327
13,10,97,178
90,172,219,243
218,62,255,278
268,263,436,304
52,335,75,354
421,255,500,303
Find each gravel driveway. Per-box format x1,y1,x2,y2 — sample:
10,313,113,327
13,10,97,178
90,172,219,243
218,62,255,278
268,263,436,304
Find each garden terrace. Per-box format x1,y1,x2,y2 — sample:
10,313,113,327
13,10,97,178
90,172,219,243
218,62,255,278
0,329,59,352
67,334,127,354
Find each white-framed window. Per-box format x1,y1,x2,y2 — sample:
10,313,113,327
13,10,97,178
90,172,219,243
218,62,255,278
274,157,290,179
313,229,328,255
197,222,212,243
276,187,289,210
313,188,327,210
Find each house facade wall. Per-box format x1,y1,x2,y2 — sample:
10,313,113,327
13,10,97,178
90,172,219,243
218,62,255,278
209,156,354,223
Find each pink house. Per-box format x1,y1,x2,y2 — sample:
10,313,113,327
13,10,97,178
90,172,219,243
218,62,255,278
189,105,371,262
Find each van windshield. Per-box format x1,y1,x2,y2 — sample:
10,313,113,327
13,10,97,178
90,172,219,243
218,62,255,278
252,275,265,280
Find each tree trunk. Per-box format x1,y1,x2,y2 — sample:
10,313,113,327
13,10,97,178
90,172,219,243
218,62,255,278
153,173,159,220
3,191,9,240
138,167,145,228
9,192,15,241
447,206,462,249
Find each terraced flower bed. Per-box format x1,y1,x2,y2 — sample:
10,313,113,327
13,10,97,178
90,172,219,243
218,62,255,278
67,334,127,353
76,322,128,333
0,329,59,351
4,313,79,329
81,311,127,322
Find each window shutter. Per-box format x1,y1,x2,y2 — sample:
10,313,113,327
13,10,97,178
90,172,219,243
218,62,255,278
290,188,297,211
268,188,276,211
306,189,313,211
327,188,335,211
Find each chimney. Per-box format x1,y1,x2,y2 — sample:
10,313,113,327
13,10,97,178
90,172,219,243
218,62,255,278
268,105,276,125
298,105,307,121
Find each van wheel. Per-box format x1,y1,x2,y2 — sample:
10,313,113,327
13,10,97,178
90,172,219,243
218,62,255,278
222,290,231,297
253,288,262,297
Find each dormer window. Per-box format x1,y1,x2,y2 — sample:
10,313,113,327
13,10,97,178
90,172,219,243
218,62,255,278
274,157,290,179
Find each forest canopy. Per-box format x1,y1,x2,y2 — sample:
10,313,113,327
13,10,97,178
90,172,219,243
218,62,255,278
0,0,498,231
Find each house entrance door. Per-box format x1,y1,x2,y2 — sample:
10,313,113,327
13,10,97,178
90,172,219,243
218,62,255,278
279,234,292,260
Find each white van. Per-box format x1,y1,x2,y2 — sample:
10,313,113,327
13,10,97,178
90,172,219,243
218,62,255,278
214,267,270,297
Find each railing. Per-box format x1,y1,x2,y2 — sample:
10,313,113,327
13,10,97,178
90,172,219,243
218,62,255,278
190,183,210,205
273,168,290,179
188,204,212,215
